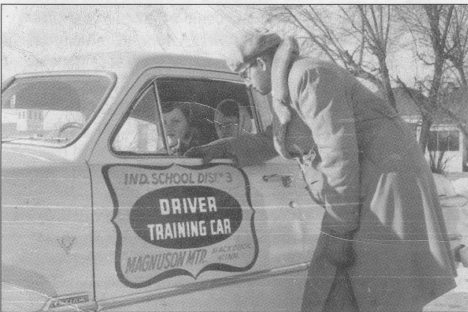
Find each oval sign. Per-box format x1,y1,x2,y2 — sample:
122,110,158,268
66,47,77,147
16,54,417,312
130,186,243,249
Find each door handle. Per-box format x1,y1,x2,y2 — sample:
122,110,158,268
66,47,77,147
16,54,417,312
262,174,293,187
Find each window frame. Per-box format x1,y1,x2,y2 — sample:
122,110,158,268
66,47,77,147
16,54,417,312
427,128,460,152
110,73,260,159
2,71,116,148
110,79,169,157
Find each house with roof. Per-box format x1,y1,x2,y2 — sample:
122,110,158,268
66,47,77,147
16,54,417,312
394,87,468,173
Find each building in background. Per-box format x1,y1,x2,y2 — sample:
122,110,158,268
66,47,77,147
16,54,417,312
394,87,468,173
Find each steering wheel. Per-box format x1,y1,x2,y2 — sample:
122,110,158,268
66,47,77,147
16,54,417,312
58,122,83,134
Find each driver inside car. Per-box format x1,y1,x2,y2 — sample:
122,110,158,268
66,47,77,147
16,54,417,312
161,101,209,156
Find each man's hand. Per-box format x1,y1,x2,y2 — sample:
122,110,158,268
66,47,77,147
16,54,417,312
184,139,237,165
324,230,356,268
272,118,293,159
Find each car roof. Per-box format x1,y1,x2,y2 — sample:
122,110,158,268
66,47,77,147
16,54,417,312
11,51,233,80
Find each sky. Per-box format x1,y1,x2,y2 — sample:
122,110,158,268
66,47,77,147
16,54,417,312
2,4,430,87
2,5,259,79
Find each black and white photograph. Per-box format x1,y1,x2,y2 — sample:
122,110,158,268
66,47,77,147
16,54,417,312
2,3,468,311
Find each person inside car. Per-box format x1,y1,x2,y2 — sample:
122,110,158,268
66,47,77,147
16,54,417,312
214,99,240,139
214,99,252,139
161,101,207,156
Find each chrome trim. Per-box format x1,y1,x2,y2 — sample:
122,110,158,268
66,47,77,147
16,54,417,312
40,300,98,312
97,262,309,311
16,70,116,78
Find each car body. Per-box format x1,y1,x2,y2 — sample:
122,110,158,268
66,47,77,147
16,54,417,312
3,51,465,312
2,52,324,312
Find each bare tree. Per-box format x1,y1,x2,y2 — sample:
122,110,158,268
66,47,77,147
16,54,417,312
355,5,397,108
441,5,468,141
440,5,468,140
396,5,465,152
250,5,399,108
218,5,468,157
446,5,468,86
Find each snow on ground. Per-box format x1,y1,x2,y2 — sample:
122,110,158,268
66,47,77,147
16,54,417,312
424,173,468,311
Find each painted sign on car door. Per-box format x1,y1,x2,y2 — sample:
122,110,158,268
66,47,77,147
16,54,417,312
102,163,258,288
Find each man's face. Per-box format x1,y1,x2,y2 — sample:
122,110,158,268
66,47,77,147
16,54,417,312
215,113,239,139
163,107,189,148
239,58,272,95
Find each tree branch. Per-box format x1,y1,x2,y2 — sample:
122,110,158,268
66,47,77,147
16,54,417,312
282,5,338,64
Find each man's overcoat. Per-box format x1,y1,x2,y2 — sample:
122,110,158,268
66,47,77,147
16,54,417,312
230,57,457,311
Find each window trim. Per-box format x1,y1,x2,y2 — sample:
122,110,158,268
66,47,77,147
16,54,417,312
110,80,170,157
109,73,259,159
428,128,460,152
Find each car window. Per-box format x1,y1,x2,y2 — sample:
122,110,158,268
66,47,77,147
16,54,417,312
2,74,113,145
113,84,165,155
112,77,258,157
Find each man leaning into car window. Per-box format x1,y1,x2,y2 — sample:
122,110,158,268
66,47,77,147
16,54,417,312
185,29,457,312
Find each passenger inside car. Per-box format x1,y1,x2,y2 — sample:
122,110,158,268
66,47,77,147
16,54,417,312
161,101,211,156
214,99,252,139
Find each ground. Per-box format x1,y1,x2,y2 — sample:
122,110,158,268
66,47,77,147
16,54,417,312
424,265,468,311
424,173,468,311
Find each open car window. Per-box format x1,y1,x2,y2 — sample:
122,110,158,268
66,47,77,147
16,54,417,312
111,77,258,157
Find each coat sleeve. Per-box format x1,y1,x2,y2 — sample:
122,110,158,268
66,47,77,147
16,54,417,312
289,62,361,234
227,126,278,167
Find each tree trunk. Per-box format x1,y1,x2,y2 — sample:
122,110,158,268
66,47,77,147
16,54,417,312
419,114,433,153
379,58,397,110
456,64,468,86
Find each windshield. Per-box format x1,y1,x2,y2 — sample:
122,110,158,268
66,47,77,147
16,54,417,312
2,74,113,146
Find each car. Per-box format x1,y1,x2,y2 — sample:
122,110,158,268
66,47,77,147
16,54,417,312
1,52,325,312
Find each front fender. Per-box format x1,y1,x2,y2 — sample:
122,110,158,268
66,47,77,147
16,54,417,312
2,156,94,311
2,265,54,312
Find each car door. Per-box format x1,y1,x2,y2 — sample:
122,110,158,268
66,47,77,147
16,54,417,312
249,91,326,261
88,66,318,311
